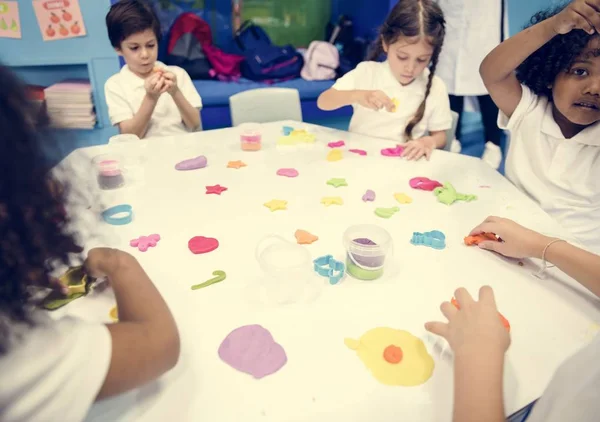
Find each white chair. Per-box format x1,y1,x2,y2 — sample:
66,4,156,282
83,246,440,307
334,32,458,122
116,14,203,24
443,110,460,152
229,88,303,126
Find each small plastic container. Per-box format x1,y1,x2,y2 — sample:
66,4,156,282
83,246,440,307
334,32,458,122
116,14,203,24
240,123,262,151
92,154,125,190
343,225,393,281
255,235,315,304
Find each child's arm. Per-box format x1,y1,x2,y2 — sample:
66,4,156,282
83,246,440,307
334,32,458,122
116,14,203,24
480,0,600,118
471,216,600,299
317,89,394,112
426,287,509,422
118,73,167,138
164,71,201,131
84,248,180,399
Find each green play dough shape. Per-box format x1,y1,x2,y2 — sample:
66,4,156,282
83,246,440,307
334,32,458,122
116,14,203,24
42,292,85,310
434,182,477,205
191,270,226,290
375,207,399,218
346,259,384,280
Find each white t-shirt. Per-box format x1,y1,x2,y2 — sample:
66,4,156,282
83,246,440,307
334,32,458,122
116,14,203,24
526,333,600,422
499,85,600,254
105,61,203,139
0,315,112,422
332,61,452,143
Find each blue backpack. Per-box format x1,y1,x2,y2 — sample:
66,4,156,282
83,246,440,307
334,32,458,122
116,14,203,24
234,21,304,82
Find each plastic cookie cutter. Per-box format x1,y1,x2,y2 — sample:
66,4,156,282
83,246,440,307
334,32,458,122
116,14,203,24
410,230,446,250
282,126,294,136
313,254,345,285
102,204,133,225
409,177,443,191
42,266,94,311
433,182,477,205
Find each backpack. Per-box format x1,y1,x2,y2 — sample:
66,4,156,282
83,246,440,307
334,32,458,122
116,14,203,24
166,13,244,80
234,20,272,53
233,20,303,82
326,15,369,77
240,45,304,82
301,41,339,81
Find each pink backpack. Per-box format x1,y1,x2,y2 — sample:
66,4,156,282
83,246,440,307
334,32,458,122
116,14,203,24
301,41,339,81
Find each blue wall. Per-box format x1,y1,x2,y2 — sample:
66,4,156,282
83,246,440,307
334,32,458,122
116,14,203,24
0,0,120,154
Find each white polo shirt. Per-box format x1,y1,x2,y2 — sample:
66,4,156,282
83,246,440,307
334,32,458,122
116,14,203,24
105,61,202,139
332,60,452,142
526,333,600,422
499,85,600,254
0,315,112,421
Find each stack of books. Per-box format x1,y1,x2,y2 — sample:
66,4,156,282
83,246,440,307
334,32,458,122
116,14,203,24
44,80,96,129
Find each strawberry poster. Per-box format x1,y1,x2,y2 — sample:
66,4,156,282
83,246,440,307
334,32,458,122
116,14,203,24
0,1,21,39
32,0,86,41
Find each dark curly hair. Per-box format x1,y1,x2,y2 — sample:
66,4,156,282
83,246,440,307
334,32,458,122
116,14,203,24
367,0,446,140
516,3,598,99
0,64,84,354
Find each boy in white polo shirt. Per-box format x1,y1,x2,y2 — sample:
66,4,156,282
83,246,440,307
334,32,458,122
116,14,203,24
480,0,600,254
104,0,202,139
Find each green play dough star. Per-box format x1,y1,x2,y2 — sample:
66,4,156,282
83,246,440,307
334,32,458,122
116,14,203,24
434,182,477,205
326,178,348,188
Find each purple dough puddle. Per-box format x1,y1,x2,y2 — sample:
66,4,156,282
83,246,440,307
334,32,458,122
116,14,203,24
175,155,207,170
218,324,287,379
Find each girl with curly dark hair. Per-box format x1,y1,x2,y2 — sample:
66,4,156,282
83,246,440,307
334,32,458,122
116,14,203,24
0,64,180,421
480,0,600,254
317,0,452,161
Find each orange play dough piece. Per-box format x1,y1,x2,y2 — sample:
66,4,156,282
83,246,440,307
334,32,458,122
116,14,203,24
464,232,499,246
227,160,247,169
383,345,403,364
294,229,318,245
451,298,510,332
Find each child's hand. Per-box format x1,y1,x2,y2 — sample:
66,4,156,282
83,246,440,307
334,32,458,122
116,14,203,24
144,72,167,99
425,286,511,357
552,0,600,35
402,136,436,161
84,248,125,279
356,90,394,111
162,71,179,95
470,216,553,259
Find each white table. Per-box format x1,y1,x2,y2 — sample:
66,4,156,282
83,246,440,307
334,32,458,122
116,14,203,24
54,121,600,422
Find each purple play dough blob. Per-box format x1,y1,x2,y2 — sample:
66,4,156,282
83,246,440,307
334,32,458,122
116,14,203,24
175,155,207,170
218,324,287,379
349,238,385,267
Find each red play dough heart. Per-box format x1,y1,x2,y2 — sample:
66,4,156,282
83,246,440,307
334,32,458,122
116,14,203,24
188,236,219,254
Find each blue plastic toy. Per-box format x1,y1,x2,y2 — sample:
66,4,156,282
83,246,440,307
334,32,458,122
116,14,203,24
313,254,345,285
410,230,446,250
282,126,294,136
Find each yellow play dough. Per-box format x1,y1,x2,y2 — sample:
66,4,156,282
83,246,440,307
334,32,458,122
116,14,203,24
345,327,434,386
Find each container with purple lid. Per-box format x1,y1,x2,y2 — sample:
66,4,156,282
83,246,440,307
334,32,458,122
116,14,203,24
343,225,393,281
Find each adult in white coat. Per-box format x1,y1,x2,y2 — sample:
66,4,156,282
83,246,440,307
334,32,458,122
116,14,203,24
436,0,508,165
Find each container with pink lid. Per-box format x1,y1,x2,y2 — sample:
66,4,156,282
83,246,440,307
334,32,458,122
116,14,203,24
92,154,125,190
239,123,262,151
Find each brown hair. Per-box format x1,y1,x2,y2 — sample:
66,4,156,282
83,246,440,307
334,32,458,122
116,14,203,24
368,0,446,140
106,0,162,49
